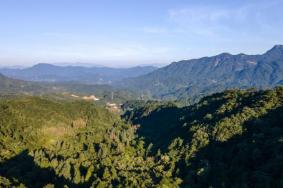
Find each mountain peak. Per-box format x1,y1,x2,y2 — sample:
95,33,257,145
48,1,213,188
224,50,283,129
216,52,232,57
32,63,56,68
264,45,283,57
29,63,60,71
272,44,283,49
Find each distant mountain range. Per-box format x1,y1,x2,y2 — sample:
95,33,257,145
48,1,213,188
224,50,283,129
0,63,157,84
2,45,283,102
120,45,283,101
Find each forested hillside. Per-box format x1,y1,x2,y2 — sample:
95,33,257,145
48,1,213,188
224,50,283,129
0,97,181,187
2,0,283,187
121,45,283,101
1,87,283,187
0,73,51,94
0,73,138,103
124,87,283,187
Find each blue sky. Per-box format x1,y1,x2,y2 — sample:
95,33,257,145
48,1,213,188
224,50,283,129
0,0,283,67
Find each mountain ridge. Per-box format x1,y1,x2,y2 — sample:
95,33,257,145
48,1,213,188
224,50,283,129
0,63,157,84
119,45,283,101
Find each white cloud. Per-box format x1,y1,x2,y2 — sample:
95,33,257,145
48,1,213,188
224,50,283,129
167,0,283,38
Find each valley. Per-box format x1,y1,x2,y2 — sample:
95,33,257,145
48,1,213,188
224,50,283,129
1,45,283,187
2,1,283,187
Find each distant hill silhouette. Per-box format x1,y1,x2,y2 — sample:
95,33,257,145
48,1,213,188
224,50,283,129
0,64,157,84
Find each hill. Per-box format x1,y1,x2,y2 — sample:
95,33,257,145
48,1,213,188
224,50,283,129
0,73,139,103
0,96,181,187
1,87,283,187
0,73,52,94
0,64,157,84
124,86,283,187
120,45,283,102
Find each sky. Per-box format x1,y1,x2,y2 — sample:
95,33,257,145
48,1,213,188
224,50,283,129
0,0,283,67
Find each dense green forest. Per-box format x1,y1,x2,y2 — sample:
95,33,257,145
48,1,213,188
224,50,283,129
1,87,283,187
0,97,180,187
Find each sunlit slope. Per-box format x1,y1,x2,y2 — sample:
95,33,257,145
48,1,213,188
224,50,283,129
0,97,118,159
